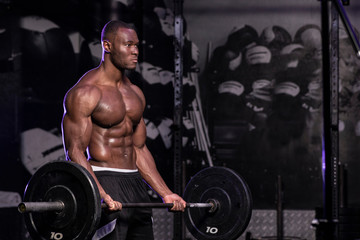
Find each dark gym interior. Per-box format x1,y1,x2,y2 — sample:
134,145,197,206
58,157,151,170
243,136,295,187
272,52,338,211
1,0,360,239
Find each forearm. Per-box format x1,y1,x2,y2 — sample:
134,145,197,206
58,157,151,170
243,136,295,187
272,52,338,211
135,146,173,199
66,148,107,198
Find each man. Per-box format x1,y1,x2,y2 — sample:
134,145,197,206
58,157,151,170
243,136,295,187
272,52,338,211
61,20,186,239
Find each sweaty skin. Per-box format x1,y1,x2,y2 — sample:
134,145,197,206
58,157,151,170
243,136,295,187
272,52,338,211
62,26,186,212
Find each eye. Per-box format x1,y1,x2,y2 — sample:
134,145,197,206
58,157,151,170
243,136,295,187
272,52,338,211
125,43,139,48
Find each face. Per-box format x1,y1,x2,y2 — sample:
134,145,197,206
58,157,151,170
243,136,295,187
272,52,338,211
105,27,139,70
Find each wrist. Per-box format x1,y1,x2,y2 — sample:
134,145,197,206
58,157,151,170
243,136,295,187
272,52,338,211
99,190,107,199
162,192,175,200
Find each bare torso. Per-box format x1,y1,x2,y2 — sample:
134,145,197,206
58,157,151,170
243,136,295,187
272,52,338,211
61,24,186,212
70,68,144,169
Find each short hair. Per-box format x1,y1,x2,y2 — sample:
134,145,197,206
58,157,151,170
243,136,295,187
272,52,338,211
101,20,137,42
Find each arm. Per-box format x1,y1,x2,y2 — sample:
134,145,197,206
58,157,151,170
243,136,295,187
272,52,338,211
61,85,121,211
133,119,186,211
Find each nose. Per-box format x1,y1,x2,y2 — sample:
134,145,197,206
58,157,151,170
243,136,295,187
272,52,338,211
132,46,139,56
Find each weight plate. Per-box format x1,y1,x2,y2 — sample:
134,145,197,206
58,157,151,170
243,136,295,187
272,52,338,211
23,161,101,240
183,166,252,240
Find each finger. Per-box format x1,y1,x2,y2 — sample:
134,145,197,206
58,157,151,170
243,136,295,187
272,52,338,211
107,201,115,209
170,201,178,211
179,202,186,212
108,201,122,211
172,201,183,212
116,201,122,211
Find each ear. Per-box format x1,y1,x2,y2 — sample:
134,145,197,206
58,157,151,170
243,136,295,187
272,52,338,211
103,40,111,53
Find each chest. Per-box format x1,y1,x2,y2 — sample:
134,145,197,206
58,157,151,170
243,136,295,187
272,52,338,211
92,86,143,127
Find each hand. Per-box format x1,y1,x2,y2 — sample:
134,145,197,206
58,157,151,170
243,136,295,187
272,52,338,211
102,193,122,211
163,193,186,212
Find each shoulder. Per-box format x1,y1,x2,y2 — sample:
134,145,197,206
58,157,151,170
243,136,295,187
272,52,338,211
67,84,101,101
64,79,102,115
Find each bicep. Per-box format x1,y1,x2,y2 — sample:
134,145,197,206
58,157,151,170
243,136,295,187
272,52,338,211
62,112,92,154
133,119,156,172
132,118,147,149
131,84,147,149
62,86,99,156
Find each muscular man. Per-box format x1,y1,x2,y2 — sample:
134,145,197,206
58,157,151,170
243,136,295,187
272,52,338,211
61,20,186,239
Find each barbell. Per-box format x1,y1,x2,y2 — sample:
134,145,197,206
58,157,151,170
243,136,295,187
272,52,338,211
18,161,252,240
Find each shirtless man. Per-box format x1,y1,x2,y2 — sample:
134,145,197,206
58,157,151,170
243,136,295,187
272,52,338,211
61,20,186,239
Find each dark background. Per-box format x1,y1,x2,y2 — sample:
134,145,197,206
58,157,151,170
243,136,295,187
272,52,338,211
1,0,360,239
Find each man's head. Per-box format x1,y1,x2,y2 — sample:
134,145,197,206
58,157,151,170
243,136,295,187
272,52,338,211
101,20,139,70
101,20,137,42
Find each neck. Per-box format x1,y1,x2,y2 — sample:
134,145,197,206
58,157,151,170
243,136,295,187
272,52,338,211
101,60,126,83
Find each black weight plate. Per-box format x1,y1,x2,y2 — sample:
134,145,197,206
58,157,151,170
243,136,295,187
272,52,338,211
23,161,102,240
183,166,252,240
43,185,77,229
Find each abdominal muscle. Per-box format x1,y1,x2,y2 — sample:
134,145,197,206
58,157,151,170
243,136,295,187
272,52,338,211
88,122,137,170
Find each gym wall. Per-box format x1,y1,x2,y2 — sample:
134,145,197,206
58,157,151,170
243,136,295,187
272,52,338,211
185,0,360,210
1,0,360,239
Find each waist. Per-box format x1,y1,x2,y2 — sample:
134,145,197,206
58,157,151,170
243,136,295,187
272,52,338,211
91,165,138,173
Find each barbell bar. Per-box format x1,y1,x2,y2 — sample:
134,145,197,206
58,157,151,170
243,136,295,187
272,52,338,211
19,161,252,240
18,200,218,213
